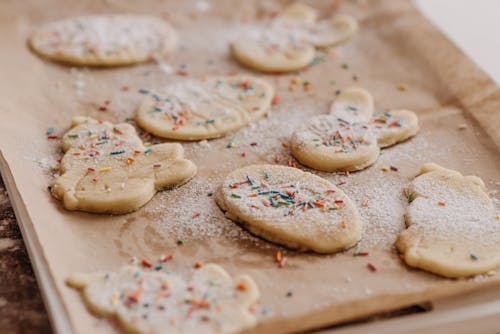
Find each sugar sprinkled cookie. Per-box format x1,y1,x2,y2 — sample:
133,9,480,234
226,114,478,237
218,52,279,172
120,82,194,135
291,87,419,172
396,163,500,278
51,117,196,214
230,3,358,73
216,164,361,253
135,75,274,141
30,15,177,66
67,263,259,334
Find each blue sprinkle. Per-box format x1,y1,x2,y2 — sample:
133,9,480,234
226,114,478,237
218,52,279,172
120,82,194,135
144,148,152,155
138,88,150,94
110,150,126,155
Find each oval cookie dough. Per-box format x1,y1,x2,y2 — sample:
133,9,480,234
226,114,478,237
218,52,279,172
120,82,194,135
29,15,177,66
51,117,197,214
291,87,419,172
135,75,274,141
397,163,500,278
216,164,362,253
68,263,259,334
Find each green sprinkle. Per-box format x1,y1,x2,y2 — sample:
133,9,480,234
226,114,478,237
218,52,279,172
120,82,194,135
231,193,242,199
177,239,184,245
265,172,270,179
110,150,125,155
205,119,215,124
138,88,150,94
67,134,79,139
470,253,478,261
207,192,213,197
341,63,349,70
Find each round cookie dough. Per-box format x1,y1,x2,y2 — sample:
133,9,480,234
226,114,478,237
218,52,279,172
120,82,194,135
29,15,177,66
396,163,500,278
216,164,362,253
67,263,259,334
291,87,419,172
135,75,274,141
51,116,197,214
230,3,357,73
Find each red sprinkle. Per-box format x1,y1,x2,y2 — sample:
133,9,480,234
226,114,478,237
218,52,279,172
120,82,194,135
141,259,153,268
271,94,280,105
367,262,377,272
176,69,189,76
390,165,399,171
355,251,369,256
47,134,58,139
279,256,287,268
160,254,173,262
192,212,201,219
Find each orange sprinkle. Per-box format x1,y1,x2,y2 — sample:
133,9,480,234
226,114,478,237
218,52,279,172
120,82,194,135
194,261,203,269
341,221,347,228
236,282,247,291
248,193,258,197
73,152,81,156
361,199,369,207
141,259,153,268
438,201,446,206
126,287,144,302
275,250,283,262
282,142,290,148
241,151,247,157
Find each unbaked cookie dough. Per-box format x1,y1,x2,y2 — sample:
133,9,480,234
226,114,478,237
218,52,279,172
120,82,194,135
291,87,419,172
51,117,196,214
216,164,361,253
67,263,259,334
396,163,500,278
29,15,177,66
230,3,358,73
135,75,274,140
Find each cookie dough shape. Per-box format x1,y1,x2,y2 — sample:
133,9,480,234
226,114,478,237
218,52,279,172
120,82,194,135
135,75,274,140
216,164,361,253
291,87,419,172
67,264,259,334
29,15,177,66
51,117,196,214
396,163,500,278
230,3,358,73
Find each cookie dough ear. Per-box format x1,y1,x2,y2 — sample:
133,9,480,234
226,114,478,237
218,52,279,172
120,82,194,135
375,109,419,148
277,2,318,23
66,272,100,289
141,143,197,189
330,87,374,121
233,274,261,308
419,163,486,189
309,14,359,48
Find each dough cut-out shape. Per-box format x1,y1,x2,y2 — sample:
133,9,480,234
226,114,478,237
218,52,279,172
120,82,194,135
396,163,500,278
216,164,361,253
135,75,274,141
230,3,358,73
291,87,419,172
67,263,259,334
30,15,177,66
51,117,196,214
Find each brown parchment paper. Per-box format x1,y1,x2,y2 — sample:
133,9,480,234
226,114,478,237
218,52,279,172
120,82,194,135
0,1,499,333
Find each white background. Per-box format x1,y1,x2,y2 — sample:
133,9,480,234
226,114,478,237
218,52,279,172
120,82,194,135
415,0,500,84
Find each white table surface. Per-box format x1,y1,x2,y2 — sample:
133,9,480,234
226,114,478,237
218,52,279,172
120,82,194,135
415,0,500,85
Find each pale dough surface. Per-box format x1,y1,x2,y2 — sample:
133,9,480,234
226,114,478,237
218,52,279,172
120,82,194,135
291,87,419,172
51,117,196,214
230,3,358,73
135,75,274,141
216,164,361,253
67,264,259,334
396,163,500,278
29,15,177,66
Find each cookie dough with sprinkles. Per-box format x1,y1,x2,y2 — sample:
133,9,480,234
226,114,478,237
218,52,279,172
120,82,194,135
51,116,196,214
135,75,274,140
29,15,177,66
67,263,260,334
216,164,362,253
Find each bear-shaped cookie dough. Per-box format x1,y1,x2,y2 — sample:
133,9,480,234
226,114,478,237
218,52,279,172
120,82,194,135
397,163,500,278
291,87,419,172
230,3,358,73
51,117,197,214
